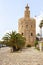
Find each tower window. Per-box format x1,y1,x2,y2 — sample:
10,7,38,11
22,33,23,35
31,33,33,36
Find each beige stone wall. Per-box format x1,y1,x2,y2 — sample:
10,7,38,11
18,4,36,46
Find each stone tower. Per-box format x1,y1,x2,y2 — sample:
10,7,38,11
18,4,36,46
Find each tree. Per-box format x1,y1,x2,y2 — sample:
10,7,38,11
15,33,26,49
34,39,38,47
36,33,40,40
2,31,26,51
2,31,16,46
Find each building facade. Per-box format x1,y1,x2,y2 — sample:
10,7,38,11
18,4,36,46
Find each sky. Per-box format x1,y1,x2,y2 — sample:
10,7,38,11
0,0,43,40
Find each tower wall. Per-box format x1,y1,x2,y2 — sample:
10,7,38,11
18,4,36,46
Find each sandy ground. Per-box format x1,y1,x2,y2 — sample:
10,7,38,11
0,47,43,65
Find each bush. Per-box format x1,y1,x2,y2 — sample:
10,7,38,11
34,40,38,47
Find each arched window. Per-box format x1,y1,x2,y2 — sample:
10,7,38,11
31,33,33,36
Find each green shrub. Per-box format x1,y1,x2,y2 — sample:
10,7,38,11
34,40,38,47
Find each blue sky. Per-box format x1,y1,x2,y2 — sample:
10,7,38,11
0,0,43,39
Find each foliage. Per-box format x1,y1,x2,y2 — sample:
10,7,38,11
36,33,40,36
15,33,26,49
2,31,26,51
34,39,38,47
2,31,16,46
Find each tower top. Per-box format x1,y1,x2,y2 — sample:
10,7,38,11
25,4,29,10
24,4,30,18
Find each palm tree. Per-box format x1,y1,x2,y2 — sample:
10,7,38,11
15,33,26,49
2,31,26,51
2,31,16,46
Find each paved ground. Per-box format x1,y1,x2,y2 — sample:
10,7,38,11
0,47,43,65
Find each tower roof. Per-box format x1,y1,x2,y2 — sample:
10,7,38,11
25,4,29,10
24,4,30,18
